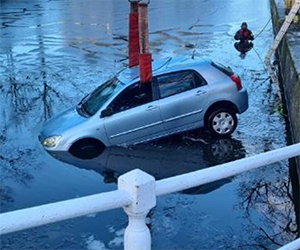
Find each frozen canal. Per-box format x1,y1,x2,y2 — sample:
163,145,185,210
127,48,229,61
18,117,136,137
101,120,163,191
0,0,299,249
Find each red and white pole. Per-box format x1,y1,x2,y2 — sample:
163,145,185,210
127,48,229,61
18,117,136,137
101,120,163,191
129,1,140,68
138,3,152,84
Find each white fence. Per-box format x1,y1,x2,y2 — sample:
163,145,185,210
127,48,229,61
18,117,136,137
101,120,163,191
1,143,300,250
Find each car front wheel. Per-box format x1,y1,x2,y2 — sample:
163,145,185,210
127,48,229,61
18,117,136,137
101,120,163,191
207,109,237,137
69,138,105,159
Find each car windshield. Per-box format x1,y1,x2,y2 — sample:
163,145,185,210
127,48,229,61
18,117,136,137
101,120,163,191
81,77,124,116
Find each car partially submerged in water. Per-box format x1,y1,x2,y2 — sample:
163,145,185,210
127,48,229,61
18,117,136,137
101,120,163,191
39,57,248,154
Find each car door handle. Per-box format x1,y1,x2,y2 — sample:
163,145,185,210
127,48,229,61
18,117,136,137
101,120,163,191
146,105,158,111
196,90,207,96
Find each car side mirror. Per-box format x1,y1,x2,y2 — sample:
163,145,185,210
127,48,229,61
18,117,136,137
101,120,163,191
101,107,113,118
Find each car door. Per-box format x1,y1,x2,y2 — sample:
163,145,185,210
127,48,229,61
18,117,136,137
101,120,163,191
156,70,208,132
103,82,164,145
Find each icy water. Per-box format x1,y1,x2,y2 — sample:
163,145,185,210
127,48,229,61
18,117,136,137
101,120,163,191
0,0,299,249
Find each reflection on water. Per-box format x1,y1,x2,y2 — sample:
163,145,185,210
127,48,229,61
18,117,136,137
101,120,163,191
50,136,246,194
234,41,254,59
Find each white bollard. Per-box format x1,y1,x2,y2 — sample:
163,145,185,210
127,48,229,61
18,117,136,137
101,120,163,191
118,169,156,250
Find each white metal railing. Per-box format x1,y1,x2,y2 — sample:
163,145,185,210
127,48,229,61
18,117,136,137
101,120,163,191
1,143,300,250
0,190,131,235
278,238,300,250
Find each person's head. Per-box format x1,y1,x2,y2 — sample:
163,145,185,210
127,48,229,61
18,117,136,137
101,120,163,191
241,22,248,30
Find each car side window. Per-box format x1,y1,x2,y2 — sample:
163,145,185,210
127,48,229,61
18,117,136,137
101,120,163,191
157,71,196,99
194,72,207,87
109,83,153,114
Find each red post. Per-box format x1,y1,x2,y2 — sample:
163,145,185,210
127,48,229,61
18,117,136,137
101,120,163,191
138,3,152,84
129,2,140,68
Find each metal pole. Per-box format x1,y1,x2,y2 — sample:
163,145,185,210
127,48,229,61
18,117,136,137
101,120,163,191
138,3,150,54
129,1,140,67
138,3,152,84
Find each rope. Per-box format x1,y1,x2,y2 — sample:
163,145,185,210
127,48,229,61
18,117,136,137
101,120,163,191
253,46,269,74
252,0,282,39
255,18,272,39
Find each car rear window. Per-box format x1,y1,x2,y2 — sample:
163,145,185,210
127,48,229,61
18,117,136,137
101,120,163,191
211,62,234,77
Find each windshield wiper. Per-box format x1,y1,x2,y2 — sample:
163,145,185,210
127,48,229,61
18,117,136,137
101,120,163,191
76,94,92,117
79,93,90,105
81,104,92,117
76,103,90,117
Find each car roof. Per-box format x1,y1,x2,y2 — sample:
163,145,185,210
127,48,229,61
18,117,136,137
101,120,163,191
117,56,212,85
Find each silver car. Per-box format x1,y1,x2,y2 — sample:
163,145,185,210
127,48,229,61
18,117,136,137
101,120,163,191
39,57,248,154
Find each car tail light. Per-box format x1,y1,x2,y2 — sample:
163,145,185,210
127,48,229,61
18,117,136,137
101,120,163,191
231,75,242,91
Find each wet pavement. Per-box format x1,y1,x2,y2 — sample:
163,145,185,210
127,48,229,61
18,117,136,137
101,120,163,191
0,0,299,249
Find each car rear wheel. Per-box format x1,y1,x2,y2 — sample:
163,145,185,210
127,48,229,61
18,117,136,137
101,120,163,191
207,109,237,137
69,138,105,159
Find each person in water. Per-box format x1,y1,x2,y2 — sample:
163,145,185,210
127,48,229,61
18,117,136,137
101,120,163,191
235,22,254,43
234,22,254,56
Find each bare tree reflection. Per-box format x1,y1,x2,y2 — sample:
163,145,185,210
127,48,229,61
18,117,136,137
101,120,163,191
0,151,34,185
0,149,35,210
0,186,14,210
233,167,298,250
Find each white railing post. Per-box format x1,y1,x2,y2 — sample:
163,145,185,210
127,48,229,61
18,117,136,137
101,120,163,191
118,169,156,250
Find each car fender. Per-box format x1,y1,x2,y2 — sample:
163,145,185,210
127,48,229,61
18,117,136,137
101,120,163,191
62,118,111,150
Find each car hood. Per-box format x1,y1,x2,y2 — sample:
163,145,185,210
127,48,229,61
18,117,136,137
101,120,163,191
40,107,87,140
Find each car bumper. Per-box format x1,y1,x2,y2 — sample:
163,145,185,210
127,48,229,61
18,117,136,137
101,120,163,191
236,88,249,114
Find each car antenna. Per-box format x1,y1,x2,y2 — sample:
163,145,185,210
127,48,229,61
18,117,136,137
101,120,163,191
191,35,200,59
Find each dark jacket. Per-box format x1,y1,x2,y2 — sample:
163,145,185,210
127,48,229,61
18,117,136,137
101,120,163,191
234,29,254,43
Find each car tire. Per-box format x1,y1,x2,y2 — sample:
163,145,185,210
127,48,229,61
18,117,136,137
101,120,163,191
207,109,237,137
69,139,105,159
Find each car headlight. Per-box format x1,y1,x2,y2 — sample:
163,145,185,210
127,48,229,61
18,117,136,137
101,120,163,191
43,136,62,148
